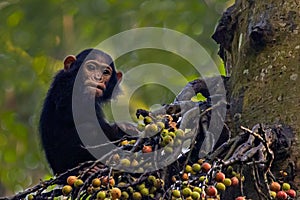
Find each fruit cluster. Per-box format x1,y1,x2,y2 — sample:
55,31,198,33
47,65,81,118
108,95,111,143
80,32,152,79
111,114,187,172
169,160,246,200
22,95,297,200
269,182,296,199
60,174,165,200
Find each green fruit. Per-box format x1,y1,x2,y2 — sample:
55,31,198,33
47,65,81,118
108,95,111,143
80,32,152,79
172,189,181,198
137,123,145,131
140,188,149,196
182,187,192,197
216,182,226,191
144,116,153,124
92,178,101,187
120,158,131,167
97,191,106,200
121,191,129,199
156,121,165,129
27,194,34,200
182,181,188,188
62,185,72,196
137,183,146,191
282,183,290,191
269,191,277,198
223,178,232,186
127,186,134,193
199,176,207,183
120,140,129,146
132,192,142,200
145,124,158,135
164,146,173,154
161,129,169,137
227,166,233,173
185,165,193,173
148,175,156,185
191,191,200,200
129,139,137,144
174,129,185,138
193,187,202,194
162,135,174,146
74,179,83,188
192,163,201,172
167,131,176,138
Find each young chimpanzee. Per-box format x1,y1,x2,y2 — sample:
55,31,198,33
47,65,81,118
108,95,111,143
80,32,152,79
40,49,131,174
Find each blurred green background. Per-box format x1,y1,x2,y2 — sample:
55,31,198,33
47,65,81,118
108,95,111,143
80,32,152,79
0,0,232,196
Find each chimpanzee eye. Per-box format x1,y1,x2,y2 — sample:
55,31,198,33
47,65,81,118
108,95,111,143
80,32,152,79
103,69,111,75
86,64,96,71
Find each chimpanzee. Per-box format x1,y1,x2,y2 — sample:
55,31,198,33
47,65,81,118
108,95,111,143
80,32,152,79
39,48,131,174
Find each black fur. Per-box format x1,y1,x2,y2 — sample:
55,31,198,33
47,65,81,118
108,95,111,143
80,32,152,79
40,49,123,174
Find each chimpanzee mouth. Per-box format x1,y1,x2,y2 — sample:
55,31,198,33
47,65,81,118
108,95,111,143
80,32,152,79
95,84,106,97
84,81,106,98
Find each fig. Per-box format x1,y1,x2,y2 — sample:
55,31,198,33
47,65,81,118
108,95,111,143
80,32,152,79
270,181,281,192
201,162,211,173
111,187,121,199
172,189,181,198
132,192,142,200
215,172,225,182
192,163,201,172
62,185,72,196
74,179,83,188
67,176,77,186
92,178,101,187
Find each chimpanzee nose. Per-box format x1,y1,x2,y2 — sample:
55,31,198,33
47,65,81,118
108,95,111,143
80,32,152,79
95,73,102,81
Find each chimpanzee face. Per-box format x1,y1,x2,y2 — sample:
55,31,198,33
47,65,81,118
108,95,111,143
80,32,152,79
81,57,113,98
64,50,122,101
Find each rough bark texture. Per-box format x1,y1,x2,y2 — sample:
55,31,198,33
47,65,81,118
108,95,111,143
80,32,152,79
213,0,300,198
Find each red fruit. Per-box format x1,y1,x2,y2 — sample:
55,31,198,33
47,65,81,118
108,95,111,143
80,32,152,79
215,172,225,182
201,162,211,173
231,177,239,186
270,182,281,192
276,191,288,200
235,197,245,200
286,189,296,198
182,173,189,181
142,145,152,153
206,186,217,197
102,176,115,186
67,176,77,186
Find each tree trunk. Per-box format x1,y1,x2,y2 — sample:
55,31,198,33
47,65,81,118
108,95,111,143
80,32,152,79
213,0,300,198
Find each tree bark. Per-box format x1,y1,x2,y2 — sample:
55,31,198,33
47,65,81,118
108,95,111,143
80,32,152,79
213,0,300,198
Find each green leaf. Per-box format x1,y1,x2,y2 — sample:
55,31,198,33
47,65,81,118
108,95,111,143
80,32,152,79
191,93,207,102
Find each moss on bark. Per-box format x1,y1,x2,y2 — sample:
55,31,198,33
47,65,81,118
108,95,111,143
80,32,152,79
214,0,300,197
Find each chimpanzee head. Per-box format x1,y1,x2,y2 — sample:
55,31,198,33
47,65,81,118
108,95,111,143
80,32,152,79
63,48,122,102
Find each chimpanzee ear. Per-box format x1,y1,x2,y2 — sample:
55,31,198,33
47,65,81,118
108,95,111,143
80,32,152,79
63,55,77,71
116,71,123,82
